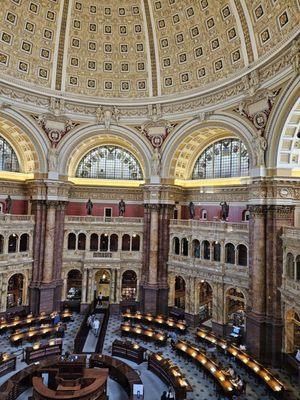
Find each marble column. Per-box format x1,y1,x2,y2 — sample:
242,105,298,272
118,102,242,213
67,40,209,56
43,201,57,283
168,275,175,307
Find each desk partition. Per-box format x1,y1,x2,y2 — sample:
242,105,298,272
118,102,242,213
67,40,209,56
122,311,187,332
120,323,167,345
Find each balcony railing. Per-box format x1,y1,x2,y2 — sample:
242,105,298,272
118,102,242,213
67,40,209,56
283,278,300,294
65,216,143,224
282,227,300,240
63,249,142,261
0,214,35,223
170,219,249,232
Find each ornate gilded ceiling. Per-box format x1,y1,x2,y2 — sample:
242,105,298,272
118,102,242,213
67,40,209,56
0,0,299,101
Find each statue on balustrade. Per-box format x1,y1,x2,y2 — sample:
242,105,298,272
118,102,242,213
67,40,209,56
5,195,12,214
189,201,195,219
220,201,229,221
86,198,93,215
119,199,126,216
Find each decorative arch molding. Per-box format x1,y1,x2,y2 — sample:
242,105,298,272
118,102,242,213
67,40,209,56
0,109,48,173
57,124,153,179
161,113,256,180
267,75,300,171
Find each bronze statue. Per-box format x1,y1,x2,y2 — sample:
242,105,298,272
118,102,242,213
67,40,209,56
5,195,12,214
86,198,93,215
220,201,229,221
119,199,126,216
189,201,195,219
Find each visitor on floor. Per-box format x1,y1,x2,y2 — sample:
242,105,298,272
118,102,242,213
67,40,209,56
296,348,300,362
161,391,167,400
87,314,94,328
166,387,174,399
225,364,235,378
93,318,100,336
98,292,103,307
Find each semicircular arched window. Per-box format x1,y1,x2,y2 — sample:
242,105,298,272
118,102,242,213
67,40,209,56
76,145,143,180
192,138,249,179
0,136,19,172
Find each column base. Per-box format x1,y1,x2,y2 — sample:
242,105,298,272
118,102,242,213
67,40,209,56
29,281,63,314
157,287,169,315
212,321,227,337
184,312,200,327
141,285,158,314
246,312,266,361
264,317,283,366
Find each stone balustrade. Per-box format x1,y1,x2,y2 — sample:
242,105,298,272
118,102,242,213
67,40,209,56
63,249,142,261
170,219,249,232
282,226,300,240
65,216,143,224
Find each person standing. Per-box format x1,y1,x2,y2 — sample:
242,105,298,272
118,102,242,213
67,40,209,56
98,292,103,307
93,318,100,336
161,391,167,400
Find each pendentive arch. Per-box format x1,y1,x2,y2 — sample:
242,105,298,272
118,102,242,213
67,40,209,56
267,75,300,171
0,109,48,173
57,124,153,179
161,113,256,180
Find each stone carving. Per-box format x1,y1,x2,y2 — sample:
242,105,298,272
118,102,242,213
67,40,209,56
151,148,161,175
33,114,77,146
118,199,126,216
86,199,93,215
5,195,12,214
49,97,65,116
252,130,267,166
47,147,58,171
220,201,229,221
189,201,195,219
95,106,120,129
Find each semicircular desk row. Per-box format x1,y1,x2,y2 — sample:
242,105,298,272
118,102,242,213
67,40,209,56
0,354,142,400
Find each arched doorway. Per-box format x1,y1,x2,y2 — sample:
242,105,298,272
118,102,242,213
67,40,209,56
285,310,300,353
66,269,82,302
121,270,137,301
174,276,185,310
226,287,246,328
198,281,213,322
95,269,111,300
7,273,24,309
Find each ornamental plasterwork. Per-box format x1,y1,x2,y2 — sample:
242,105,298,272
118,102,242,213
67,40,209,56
69,186,143,201
249,180,300,201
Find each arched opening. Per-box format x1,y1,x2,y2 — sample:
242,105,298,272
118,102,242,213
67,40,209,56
121,270,137,300
67,233,76,250
286,253,295,279
285,310,300,353
19,233,29,252
110,234,118,252
296,256,300,281
0,135,20,172
237,244,248,266
66,269,82,302
77,233,86,250
201,209,207,220
90,233,99,251
173,237,180,255
6,273,24,309
242,210,250,221
95,269,111,300
226,287,246,329
181,238,189,256
192,239,200,258
202,240,210,260
199,281,213,322
175,276,185,310
225,243,235,264
213,241,221,262
8,234,18,253
122,234,130,251
132,234,140,251
0,235,3,254
100,234,109,251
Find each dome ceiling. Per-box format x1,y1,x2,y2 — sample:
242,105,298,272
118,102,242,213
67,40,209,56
0,0,299,101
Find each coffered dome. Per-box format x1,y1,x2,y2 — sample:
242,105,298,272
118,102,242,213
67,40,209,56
0,0,299,101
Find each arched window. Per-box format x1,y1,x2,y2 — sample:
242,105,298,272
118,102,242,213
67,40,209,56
296,256,300,281
225,243,235,264
192,138,249,179
19,233,29,252
90,233,99,251
76,145,143,180
77,233,86,250
67,233,76,250
202,240,210,260
121,270,137,300
237,244,248,266
122,234,130,251
201,209,207,220
286,253,295,279
173,237,180,255
181,238,189,256
8,234,18,253
213,242,221,262
0,235,3,254
110,234,118,252
242,210,250,221
100,234,109,251
7,273,24,309
132,235,140,251
175,276,185,309
0,136,19,172
66,269,82,301
192,239,200,258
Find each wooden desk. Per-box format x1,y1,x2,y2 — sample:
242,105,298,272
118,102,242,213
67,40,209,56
90,354,143,400
0,354,16,377
112,339,146,364
122,311,187,332
120,323,167,345
196,328,286,394
9,324,64,345
57,355,87,375
148,353,192,400
175,340,236,397
25,339,63,364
